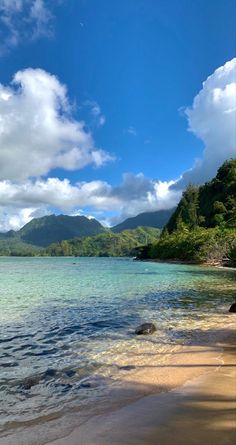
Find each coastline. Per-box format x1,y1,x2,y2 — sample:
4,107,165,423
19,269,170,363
0,325,235,445
43,327,236,445
135,257,236,269
0,258,235,445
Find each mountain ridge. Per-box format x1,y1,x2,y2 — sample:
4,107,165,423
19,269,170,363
0,214,106,248
112,208,175,233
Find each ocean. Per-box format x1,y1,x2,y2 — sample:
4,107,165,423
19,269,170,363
0,257,235,444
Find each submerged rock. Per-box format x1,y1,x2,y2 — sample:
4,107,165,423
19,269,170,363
44,368,57,379
119,365,136,371
20,376,40,390
229,303,236,313
135,323,157,335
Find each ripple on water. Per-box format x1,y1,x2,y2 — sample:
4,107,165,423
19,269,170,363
0,257,235,439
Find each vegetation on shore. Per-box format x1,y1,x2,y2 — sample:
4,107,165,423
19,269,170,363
45,227,160,257
0,227,160,257
135,159,236,266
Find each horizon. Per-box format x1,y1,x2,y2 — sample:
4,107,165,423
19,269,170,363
0,0,235,231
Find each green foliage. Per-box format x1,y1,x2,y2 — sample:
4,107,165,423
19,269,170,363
199,158,236,228
0,237,42,256
45,227,161,257
137,159,236,266
166,159,236,233
166,185,200,232
18,214,105,247
136,227,236,265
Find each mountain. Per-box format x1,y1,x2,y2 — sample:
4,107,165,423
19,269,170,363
112,208,175,233
135,159,236,266
0,214,106,249
18,214,106,247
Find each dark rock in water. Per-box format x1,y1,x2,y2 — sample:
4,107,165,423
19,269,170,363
44,368,57,379
119,365,136,371
20,376,40,390
135,323,157,335
229,303,236,313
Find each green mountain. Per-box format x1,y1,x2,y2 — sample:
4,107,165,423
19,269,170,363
0,214,106,250
17,214,106,247
112,208,175,233
135,159,236,266
46,226,161,257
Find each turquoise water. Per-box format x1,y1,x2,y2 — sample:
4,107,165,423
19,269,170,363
0,257,235,441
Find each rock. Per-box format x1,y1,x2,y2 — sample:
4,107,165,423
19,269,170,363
20,376,40,390
135,323,157,335
44,368,57,379
229,303,236,313
119,365,136,371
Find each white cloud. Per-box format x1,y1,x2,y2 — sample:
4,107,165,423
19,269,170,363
127,126,137,136
0,205,50,231
0,174,180,230
83,100,106,128
175,58,236,188
0,0,56,54
0,68,113,180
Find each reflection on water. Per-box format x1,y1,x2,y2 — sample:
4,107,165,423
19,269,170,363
0,257,235,439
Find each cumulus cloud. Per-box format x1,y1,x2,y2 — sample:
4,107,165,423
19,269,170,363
0,174,181,230
0,68,113,180
0,0,56,54
175,58,236,188
0,206,50,231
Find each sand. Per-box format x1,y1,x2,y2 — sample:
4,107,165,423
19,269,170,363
45,331,236,445
1,327,235,445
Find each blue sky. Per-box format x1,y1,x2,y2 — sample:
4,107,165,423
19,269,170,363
0,0,235,230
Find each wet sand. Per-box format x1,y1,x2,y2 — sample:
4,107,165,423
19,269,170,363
1,326,235,445
45,331,236,445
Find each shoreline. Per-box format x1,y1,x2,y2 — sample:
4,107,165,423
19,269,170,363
45,329,236,445
0,326,235,444
135,257,236,269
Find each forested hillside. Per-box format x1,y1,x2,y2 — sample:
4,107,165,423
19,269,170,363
166,159,236,232
0,214,106,253
135,159,236,266
46,227,160,257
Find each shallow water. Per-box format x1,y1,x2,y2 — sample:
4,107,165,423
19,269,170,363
0,257,235,442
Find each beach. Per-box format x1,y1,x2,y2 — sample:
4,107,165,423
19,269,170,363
0,258,235,445
46,331,236,445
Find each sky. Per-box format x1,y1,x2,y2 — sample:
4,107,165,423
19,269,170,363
0,0,235,231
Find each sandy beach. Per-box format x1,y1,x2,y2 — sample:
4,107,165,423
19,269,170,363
44,328,236,445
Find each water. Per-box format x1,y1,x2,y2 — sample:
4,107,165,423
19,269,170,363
0,257,235,442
